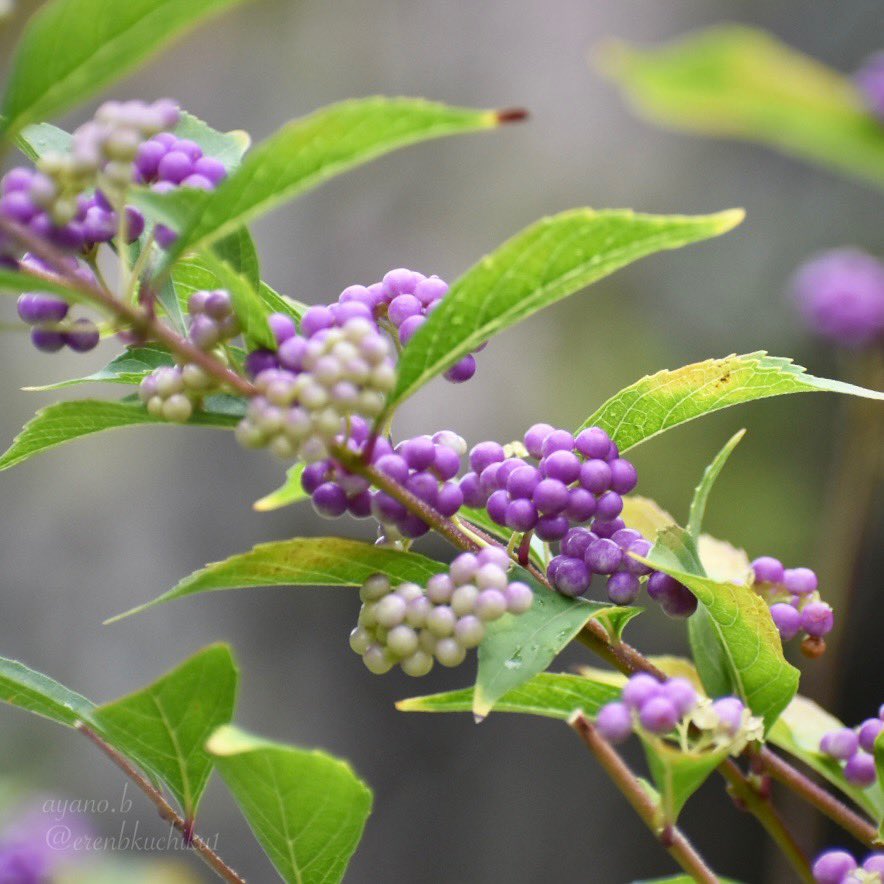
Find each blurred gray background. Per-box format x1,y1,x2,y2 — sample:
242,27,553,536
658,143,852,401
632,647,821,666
1,1,882,882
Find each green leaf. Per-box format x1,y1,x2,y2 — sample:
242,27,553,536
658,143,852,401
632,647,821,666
639,733,729,825
687,429,745,538
15,121,72,161
25,346,174,392
0,0,248,138
213,227,260,288
397,672,621,719
0,266,84,300
644,527,798,729
172,111,250,172
596,26,884,190
91,645,237,817
768,695,884,822
207,724,371,884
162,97,515,265
253,464,308,512
580,352,884,452
474,572,631,721
0,398,242,472
0,656,94,728
391,208,743,406
106,537,445,623
635,876,743,884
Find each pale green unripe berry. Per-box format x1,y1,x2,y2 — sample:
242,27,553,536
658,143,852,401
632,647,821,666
343,317,374,342
155,367,184,397
475,563,508,591
451,584,479,616
426,605,456,637
370,363,397,392
162,394,193,423
418,629,437,654
454,615,485,648
360,574,391,602
435,638,466,668
426,573,454,603
182,363,213,391
314,407,343,438
475,589,507,621
405,596,431,628
269,434,296,460
349,627,372,655
395,582,423,603
375,594,407,629
146,396,165,418
363,645,394,675
235,421,265,449
387,625,419,658
400,650,433,677
265,379,297,407
104,128,141,161
357,390,386,416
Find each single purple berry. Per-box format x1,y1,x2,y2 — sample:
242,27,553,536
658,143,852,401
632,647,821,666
844,751,877,787
752,556,785,585
579,459,612,494
64,318,100,352
561,527,596,560
533,478,569,515
622,673,662,710
17,293,69,324
858,718,884,753
712,697,745,735
863,854,884,876
595,491,623,521
801,602,834,637
459,472,486,508
487,489,509,526
534,514,569,541
400,435,436,471
504,582,533,614
157,150,193,184
783,567,818,595
540,429,574,458
812,850,857,884
819,728,859,761
606,572,640,605
608,459,638,494
507,464,541,499
31,327,65,352
663,678,698,716
596,701,633,744
312,482,348,518
444,354,477,383
565,488,597,522
436,482,464,517
245,349,279,377
542,449,581,484
193,155,227,185
639,696,679,734
432,444,461,481
575,427,612,459
790,248,884,347
770,603,802,641
382,267,419,298
551,556,591,597
505,498,539,532
523,422,554,458
387,293,422,326
592,518,625,539
470,441,506,474
585,538,623,575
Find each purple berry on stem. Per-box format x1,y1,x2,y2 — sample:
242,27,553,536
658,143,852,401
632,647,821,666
812,850,857,884
596,702,633,744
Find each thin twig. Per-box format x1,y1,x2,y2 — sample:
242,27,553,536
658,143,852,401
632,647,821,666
719,759,813,882
568,711,719,884
757,747,879,849
77,723,246,883
0,216,256,397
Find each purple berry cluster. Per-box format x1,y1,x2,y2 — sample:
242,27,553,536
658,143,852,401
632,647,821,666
790,249,884,348
15,254,101,353
301,422,467,538
463,424,635,538
752,557,833,649
349,549,533,676
134,128,228,248
375,268,480,383
818,705,884,788
596,673,761,753
856,52,884,122
139,289,239,422
813,849,884,884
236,316,395,461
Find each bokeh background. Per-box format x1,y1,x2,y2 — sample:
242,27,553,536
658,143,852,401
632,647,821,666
0,1,882,881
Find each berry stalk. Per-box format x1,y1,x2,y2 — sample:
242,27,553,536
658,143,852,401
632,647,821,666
0,215,256,397
568,711,718,884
